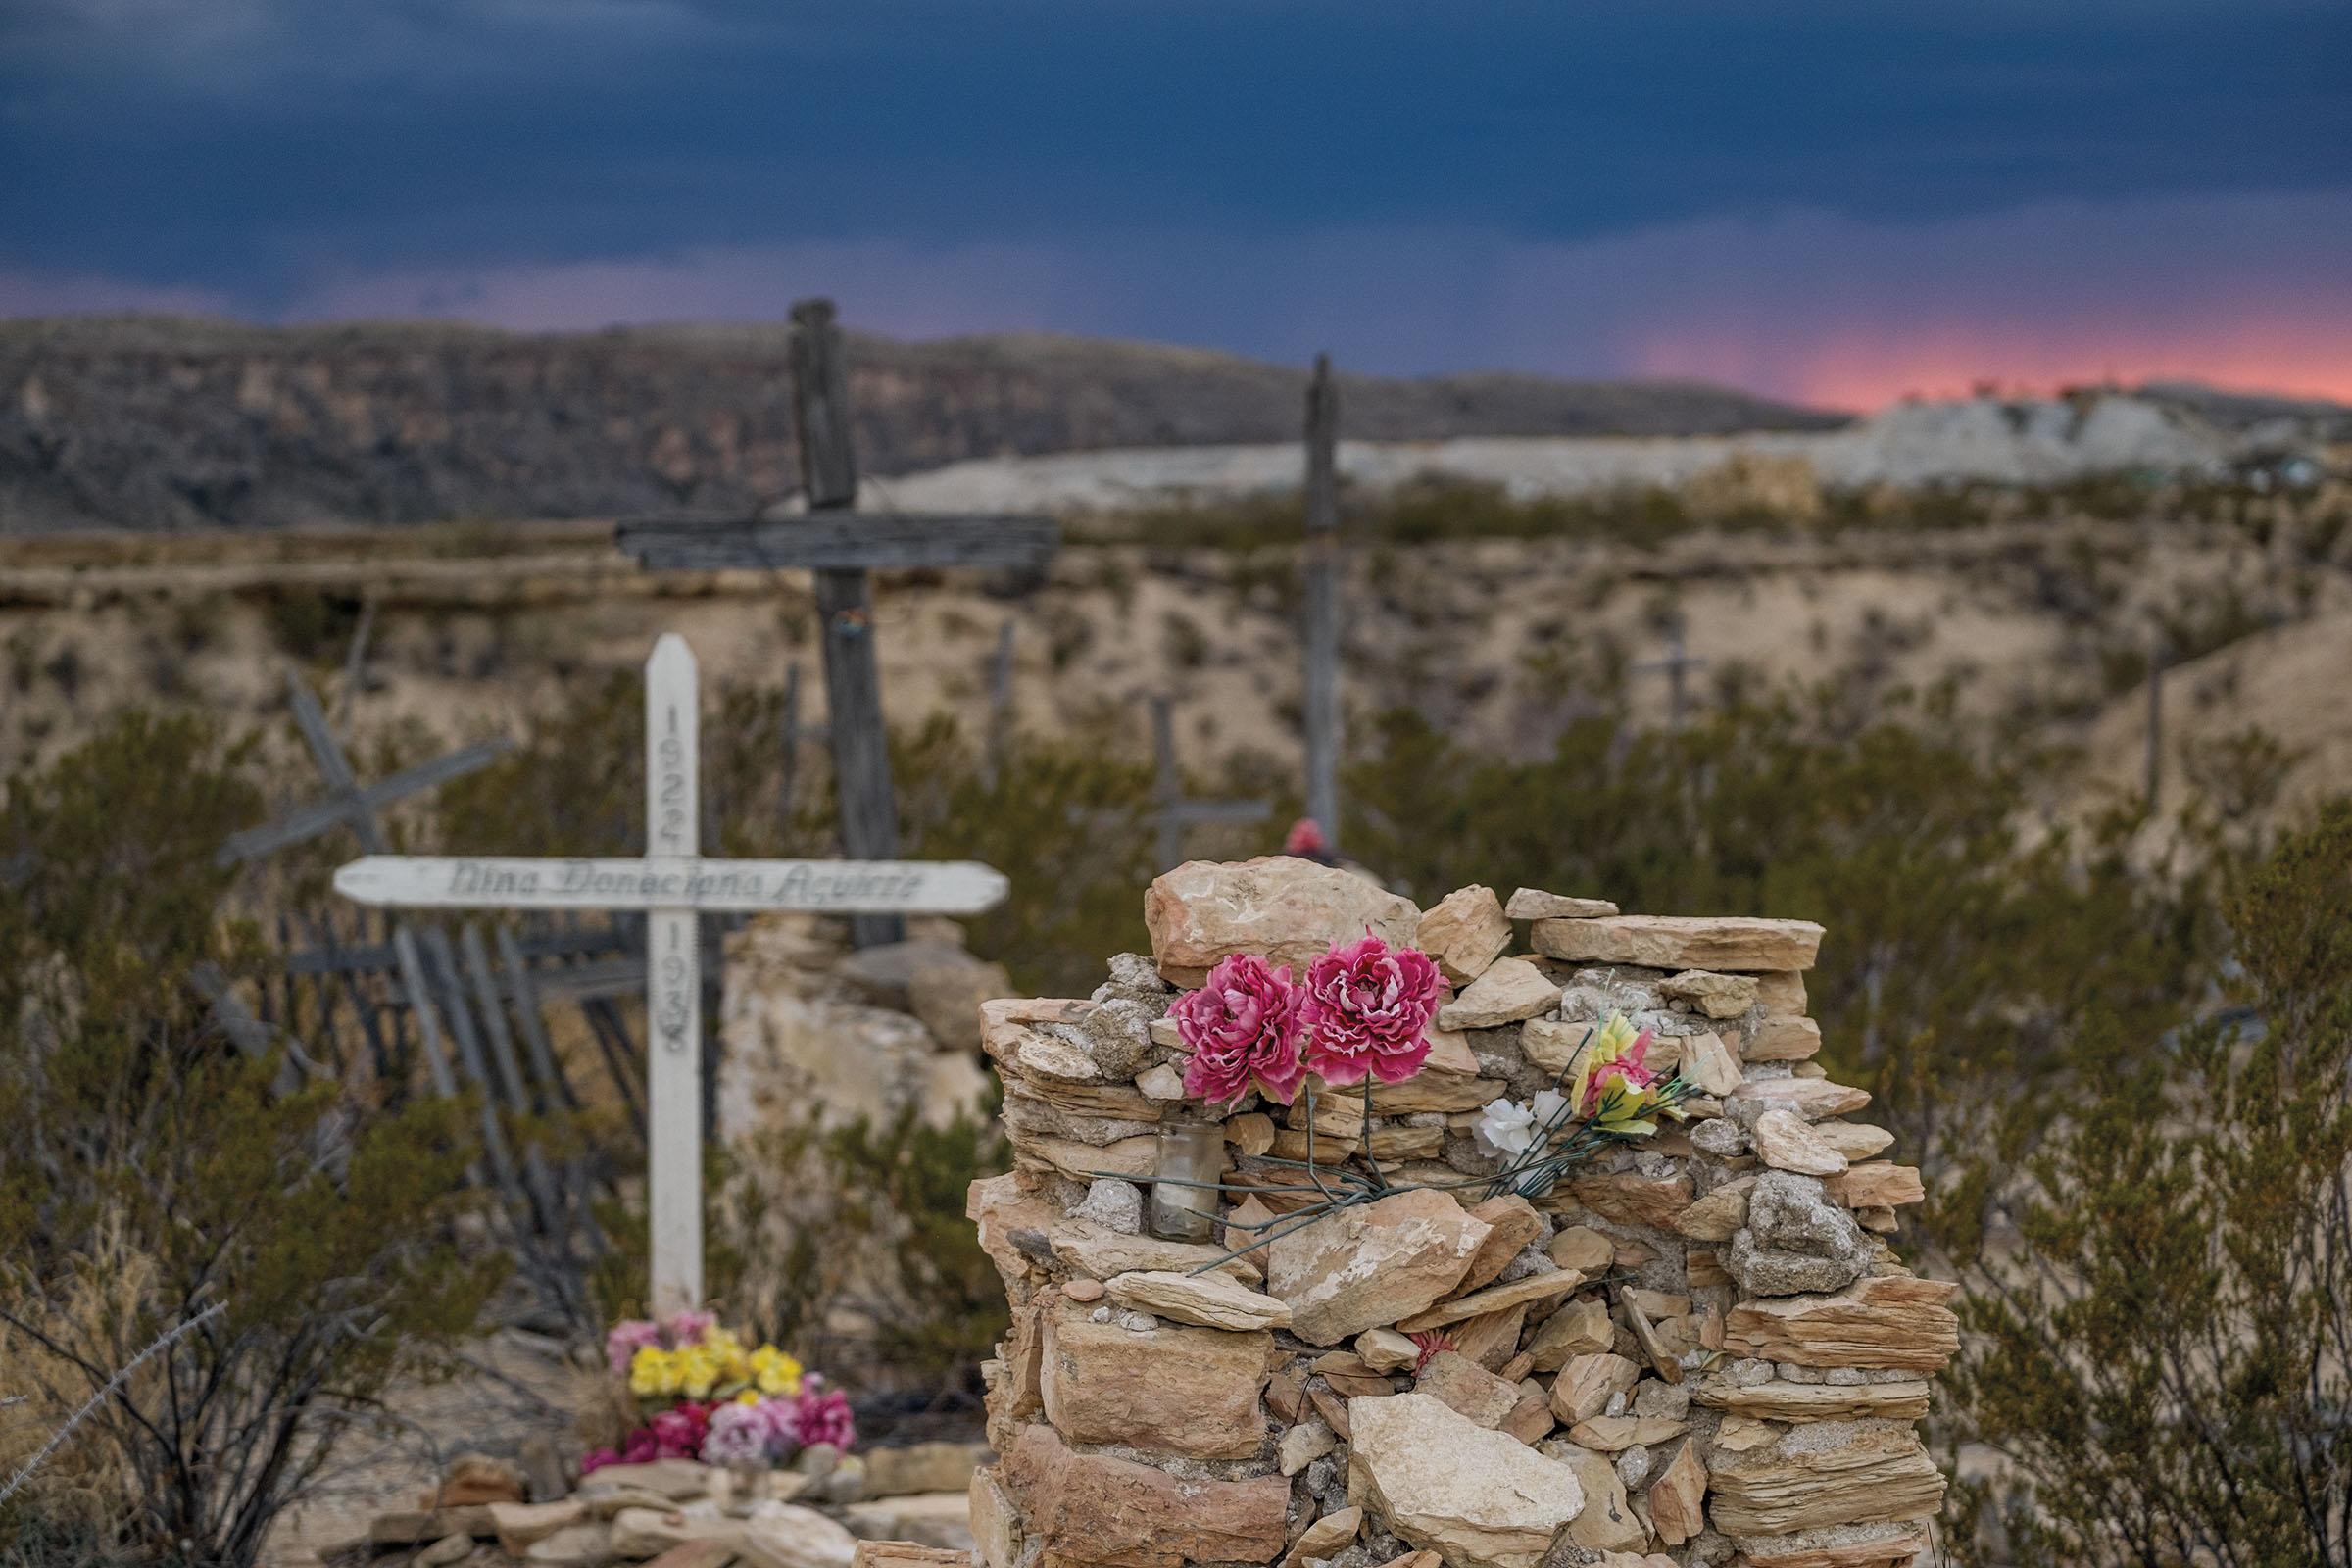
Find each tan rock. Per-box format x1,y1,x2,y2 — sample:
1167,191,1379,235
1448,1303,1530,1372
1499,1390,1554,1446
1625,1289,1690,1319
1369,1124,1446,1160
1524,1296,1614,1370
1745,1015,1823,1061
1694,1378,1932,1423
415,1534,473,1568
611,1506,746,1559
1280,1419,1340,1475
1721,1274,1962,1372
1549,1353,1642,1425
1357,1327,1420,1372
999,1424,1289,1568
1504,889,1619,920
1435,958,1559,1031
1459,1195,1546,1291
578,1488,688,1521
1687,1250,1730,1289
1569,1171,1693,1228
967,1171,1065,1301
1714,1415,1780,1453
369,1508,493,1544
523,1523,613,1566
1225,1194,1278,1272
1284,1506,1364,1568
737,1503,861,1568
864,1442,994,1499
1657,970,1759,1019
968,1468,1021,1568
1054,1220,1262,1285
1750,1109,1849,1176
1018,1132,1161,1182
1810,1122,1895,1161
1546,1227,1615,1272
1620,1293,1684,1383
1532,915,1824,972
1103,1269,1293,1331
1751,970,1807,1013
489,1500,587,1556
1039,1303,1269,1458
1519,1017,1590,1077
1566,1415,1689,1451
849,1494,977,1553
1733,1521,1929,1568
1412,1350,1523,1428
1676,1031,1743,1095
577,1460,714,1502
1825,1163,1926,1208
1673,1177,1756,1241
1369,1075,1510,1114
1707,1425,1945,1535
1418,886,1513,984
429,1451,528,1507
1265,1189,1491,1345
1856,1204,1901,1233
1135,1062,1186,1100
1546,1443,1645,1553
1729,1078,1871,1120
1646,1441,1708,1546
849,1545,974,1568
1225,1111,1278,1156
1145,858,1419,987
1018,1077,1165,1121
1347,1394,1585,1568
1396,1269,1580,1332
1061,1277,1103,1302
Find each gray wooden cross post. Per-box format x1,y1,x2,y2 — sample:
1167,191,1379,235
332,633,1010,1316
1148,695,1271,871
2145,621,2166,808
1633,620,1710,731
1301,354,1343,848
614,298,1058,950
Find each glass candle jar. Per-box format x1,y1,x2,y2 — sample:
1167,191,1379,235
1148,1121,1225,1243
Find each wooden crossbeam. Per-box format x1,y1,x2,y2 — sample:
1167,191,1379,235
614,514,1058,572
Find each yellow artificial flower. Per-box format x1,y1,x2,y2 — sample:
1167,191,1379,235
704,1326,752,1382
675,1346,722,1399
628,1347,678,1397
750,1345,805,1397
736,1389,762,1405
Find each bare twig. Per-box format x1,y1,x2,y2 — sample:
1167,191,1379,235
0,1301,226,1505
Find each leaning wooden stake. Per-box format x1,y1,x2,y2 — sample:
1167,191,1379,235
1301,355,1342,849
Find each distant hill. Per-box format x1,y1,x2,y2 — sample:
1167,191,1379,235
0,316,1847,532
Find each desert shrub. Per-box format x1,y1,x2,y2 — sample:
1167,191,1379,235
0,713,495,1566
1944,798,2352,1567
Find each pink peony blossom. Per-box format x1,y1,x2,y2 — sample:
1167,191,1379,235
1298,935,1442,1087
700,1400,771,1465
1172,954,1308,1106
648,1402,711,1460
580,1446,621,1474
604,1318,663,1374
795,1388,858,1450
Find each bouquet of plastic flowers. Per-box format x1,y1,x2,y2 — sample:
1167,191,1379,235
582,1309,855,1472
1472,1011,1696,1197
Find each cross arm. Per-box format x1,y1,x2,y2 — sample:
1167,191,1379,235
615,514,1060,572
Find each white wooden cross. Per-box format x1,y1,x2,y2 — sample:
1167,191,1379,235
332,633,1009,1315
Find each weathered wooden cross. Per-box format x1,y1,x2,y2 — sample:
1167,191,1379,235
1634,619,1710,731
332,633,1009,1315
1146,694,1270,871
615,298,1059,950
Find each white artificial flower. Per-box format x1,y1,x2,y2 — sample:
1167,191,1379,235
1474,1097,1538,1156
1529,1088,1568,1128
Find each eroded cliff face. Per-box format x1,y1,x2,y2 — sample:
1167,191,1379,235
0,317,1844,532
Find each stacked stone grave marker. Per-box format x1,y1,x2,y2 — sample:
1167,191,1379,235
965,859,1950,1568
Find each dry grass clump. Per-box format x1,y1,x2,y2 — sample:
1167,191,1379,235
0,1218,155,1544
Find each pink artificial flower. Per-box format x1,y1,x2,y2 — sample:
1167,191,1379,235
1285,818,1331,858
796,1388,858,1451
1577,1029,1659,1117
1172,954,1308,1106
700,1401,771,1465
649,1402,712,1460
1408,1330,1453,1372
604,1319,663,1374
580,1447,620,1474
664,1308,717,1347
1298,935,1443,1088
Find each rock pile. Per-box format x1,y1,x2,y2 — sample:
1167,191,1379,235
966,859,1949,1568
349,1442,993,1568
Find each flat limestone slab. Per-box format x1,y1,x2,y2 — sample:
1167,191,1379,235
1531,914,1825,972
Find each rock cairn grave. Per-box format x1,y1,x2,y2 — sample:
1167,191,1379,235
965,858,1952,1568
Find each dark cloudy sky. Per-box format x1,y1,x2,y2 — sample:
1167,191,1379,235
4,0,2349,407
